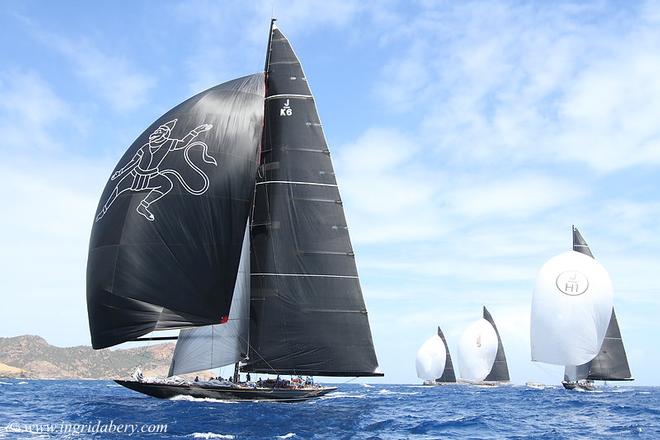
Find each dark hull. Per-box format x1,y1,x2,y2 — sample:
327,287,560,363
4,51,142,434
115,380,336,402
562,380,595,391
457,379,509,387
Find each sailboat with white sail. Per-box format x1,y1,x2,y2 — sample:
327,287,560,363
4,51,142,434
86,20,382,402
456,307,510,386
530,226,632,391
415,326,456,385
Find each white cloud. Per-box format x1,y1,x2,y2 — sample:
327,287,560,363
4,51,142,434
335,127,447,244
173,0,367,91
0,156,111,346
0,70,73,151
24,22,156,112
373,1,660,171
446,174,586,219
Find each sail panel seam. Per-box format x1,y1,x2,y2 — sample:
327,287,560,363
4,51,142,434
256,180,337,187
266,94,312,100
251,273,358,279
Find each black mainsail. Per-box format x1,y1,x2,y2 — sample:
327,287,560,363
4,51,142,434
482,307,510,382
585,309,632,380
244,22,381,377
572,226,594,258
436,326,456,383
565,226,633,382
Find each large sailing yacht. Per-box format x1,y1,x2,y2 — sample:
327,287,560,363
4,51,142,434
86,20,382,402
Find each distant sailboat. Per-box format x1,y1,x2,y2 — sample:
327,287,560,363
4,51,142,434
415,326,456,385
563,227,633,390
531,226,632,391
457,307,510,385
86,20,382,402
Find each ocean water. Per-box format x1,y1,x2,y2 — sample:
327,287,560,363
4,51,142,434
0,380,658,439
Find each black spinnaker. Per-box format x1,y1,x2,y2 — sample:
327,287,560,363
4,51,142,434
87,74,265,349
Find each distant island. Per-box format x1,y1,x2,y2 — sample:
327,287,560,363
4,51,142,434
0,335,176,380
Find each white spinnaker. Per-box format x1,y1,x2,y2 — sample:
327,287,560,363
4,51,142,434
415,334,447,380
168,223,250,376
457,318,498,382
530,250,613,366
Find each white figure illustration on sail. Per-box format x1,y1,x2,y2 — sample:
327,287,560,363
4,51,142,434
95,119,216,222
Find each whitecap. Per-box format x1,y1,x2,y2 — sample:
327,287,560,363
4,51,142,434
0,381,12,385
171,395,238,404
377,389,419,396
276,433,296,439
190,433,235,439
17,381,28,385
319,392,366,400
361,383,374,388
608,388,632,393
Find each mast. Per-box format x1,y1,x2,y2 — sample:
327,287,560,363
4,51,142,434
244,22,381,377
264,18,276,73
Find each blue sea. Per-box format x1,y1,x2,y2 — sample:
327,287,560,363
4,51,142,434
0,380,658,439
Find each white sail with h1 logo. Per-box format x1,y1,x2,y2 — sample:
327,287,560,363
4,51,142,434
530,250,613,366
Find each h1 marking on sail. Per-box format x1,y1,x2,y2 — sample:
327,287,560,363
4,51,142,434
555,271,589,296
280,99,293,116
95,119,217,223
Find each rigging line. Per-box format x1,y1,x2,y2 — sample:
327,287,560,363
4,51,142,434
236,334,279,375
339,376,359,386
532,361,558,380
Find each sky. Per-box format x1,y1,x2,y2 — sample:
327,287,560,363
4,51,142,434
1,0,659,385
